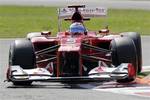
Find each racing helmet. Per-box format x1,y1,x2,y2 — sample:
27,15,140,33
69,22,86,34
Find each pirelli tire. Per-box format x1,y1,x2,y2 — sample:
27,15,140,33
9,39,36,85
120,32,142,73
110,37,138,83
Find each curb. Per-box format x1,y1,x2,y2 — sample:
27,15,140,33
136,76,150,85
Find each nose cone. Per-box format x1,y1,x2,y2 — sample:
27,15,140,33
58,37,81,52
58,45,80,52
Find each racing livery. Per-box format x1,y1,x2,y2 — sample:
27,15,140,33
6,5,142,85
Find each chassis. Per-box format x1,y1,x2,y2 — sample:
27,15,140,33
6,5,142,85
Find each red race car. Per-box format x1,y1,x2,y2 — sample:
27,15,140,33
6,5,142,86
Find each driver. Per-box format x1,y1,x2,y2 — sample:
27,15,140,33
69,22,86,35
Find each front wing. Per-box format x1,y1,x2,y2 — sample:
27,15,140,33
7,63,132,83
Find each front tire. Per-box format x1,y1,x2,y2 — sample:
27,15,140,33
120,32,142,73
110,37,137,83
9,39,36,85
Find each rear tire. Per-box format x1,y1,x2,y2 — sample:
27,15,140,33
110,37,137,83
9,39,36,85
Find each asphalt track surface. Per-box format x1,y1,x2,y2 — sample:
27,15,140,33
0,0,150,10
0,37,150,100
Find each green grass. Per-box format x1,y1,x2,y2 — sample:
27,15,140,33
138,71,150,77
0,6,150,38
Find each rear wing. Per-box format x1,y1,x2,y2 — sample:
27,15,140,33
58,7,107,19
57,7,107,31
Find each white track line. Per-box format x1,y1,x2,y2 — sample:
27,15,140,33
142,66,150,72
78,81,150,98
94,86,150,98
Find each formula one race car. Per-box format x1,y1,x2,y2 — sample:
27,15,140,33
6,5,142,85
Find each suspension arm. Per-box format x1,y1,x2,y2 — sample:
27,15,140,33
82,55,112,63
82,43,111,53
35,45,60,55
36,57,57,64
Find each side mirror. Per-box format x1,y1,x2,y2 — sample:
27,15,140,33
41,31,51,36
99,29,109,34
99,26,109,35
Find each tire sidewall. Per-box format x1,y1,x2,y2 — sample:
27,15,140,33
9,39,36,69
121,32,142,73
110,37,138,82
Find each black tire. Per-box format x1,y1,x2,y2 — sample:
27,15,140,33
110,37,137,83
120,32,142,73
9,39,36,85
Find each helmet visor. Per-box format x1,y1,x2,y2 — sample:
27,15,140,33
70,23,85,33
